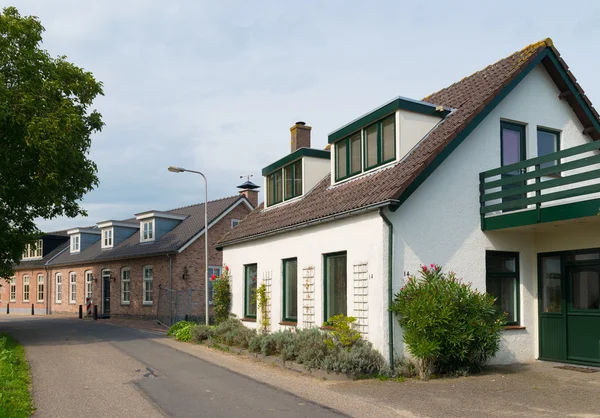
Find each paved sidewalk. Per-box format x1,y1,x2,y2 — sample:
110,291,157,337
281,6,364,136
99,317,168,335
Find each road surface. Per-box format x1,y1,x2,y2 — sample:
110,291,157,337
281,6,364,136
0,316,344,418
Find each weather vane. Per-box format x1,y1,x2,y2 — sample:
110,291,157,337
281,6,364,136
240,174,254,181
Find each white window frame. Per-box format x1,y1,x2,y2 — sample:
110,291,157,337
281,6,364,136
69,272,77,304
23,275,30,302
121,267,131,305
143,265,153,305
102,228,114,249
141,220,155,242
231,219,241,228
22,240,43,260
37,274,44,303
85,270,93,302
9,278,16,302
55,273,62,304
71,235,80,253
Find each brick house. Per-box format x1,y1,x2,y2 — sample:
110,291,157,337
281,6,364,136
2,188,257,321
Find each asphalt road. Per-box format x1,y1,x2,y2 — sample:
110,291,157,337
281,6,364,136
0,316,344,418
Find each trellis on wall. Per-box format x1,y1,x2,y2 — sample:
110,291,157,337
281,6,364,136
302,266,315,328
353,262,369,335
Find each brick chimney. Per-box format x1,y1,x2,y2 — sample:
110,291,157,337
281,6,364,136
290,121,311,152
237,179,260,208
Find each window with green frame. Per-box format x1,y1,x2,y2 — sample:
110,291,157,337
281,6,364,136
244,264,258,318
324,252,347,321
486,251,520,325
537,127,561,170
364,115,395,170
335,132,361,181
267,170,283,206
282,258,298,322
284,161,302,200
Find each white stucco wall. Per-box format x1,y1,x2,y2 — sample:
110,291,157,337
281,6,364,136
390,63,596,364
303,157,330,194
398,110,442,160
223,211,395,358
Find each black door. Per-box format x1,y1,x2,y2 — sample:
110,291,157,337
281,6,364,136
102,271,111,317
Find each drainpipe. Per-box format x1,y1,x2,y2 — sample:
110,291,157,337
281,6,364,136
168,254,173,289
45,266,50,315
379,208,394,369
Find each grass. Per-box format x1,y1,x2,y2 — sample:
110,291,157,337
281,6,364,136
0,333,33,417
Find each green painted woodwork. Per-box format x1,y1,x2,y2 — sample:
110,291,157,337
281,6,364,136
538,251,600,366
480,139,600,229
244,264,257,318
262,148,330,176
282,258,298,322
328,97,449,144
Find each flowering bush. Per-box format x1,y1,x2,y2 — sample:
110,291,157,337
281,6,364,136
211,265,232,325
390,264,506,380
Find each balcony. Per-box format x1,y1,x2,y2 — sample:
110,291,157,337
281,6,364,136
480,141,600,231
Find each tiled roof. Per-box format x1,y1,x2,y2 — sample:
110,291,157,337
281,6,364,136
218,39,600,247
47,195,244,267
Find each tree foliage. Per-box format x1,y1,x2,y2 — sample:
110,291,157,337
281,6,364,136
0,7,104,279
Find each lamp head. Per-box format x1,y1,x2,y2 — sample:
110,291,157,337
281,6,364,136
168,166,185,173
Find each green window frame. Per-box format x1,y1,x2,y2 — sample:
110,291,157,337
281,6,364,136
282,258,298,322
323,251,347,322
335,132,362,181
266,170,283,206
284,160,302,200
363,114,396,171
486,251,520,325
537,127,561,170
244,264,258,318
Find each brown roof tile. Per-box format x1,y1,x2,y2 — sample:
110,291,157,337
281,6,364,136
218,39,598,247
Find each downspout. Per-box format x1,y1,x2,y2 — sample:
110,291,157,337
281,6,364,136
45,266,50,315
379,208,394,369
168,254,173,289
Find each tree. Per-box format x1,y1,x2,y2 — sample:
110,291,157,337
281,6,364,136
0,7,104,280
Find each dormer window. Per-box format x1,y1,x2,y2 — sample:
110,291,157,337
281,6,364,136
71,235,80,253
102,228,113,249
142,220,154,242
334,114,396,181
267,170,283,206
267,160,303,206
22,240,43,260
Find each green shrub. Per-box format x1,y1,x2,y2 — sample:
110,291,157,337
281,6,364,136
175,325,194,342
190,325,213,343
323,314,361,349
212,318,255,348
321,339,386,376
390,264,506,379
212,266,232,325
168,321,196,337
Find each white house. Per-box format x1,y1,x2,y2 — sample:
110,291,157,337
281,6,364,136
217,38,600,368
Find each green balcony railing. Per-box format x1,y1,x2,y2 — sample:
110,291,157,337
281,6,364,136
480,140,600,230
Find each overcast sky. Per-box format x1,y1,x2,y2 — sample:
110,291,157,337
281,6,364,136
8,0,600,231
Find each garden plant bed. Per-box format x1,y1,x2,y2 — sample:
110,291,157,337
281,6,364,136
203,338,353,381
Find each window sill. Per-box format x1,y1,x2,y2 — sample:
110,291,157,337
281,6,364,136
56,302,62,304
241,317,256,323
504,325,526,330
142,302,153,306
121,302,130,306
279,321,297,326
69,302,76,305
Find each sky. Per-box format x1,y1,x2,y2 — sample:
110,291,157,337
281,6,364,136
7,0,600,231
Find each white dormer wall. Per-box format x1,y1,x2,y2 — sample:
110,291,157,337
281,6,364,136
135,211,186,242
67,228,101,254
330,109,442,185
97,221,139,249
303,156,330,194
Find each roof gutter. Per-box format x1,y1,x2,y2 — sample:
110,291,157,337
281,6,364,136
217,200,399,250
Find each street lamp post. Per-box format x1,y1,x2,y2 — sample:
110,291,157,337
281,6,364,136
168,166,209,326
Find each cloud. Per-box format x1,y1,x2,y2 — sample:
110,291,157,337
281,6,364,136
9,0,600,231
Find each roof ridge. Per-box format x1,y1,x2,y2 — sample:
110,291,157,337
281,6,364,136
422,38,552,104
165,195,240,213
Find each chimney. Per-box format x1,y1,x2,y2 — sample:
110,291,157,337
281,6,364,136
290,121,311,152
237,179,260,208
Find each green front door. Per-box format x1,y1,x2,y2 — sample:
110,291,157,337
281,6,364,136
566,265,600,364
539,251,600,366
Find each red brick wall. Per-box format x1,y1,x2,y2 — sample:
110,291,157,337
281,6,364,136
0,269,48,315
37,200,252,319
